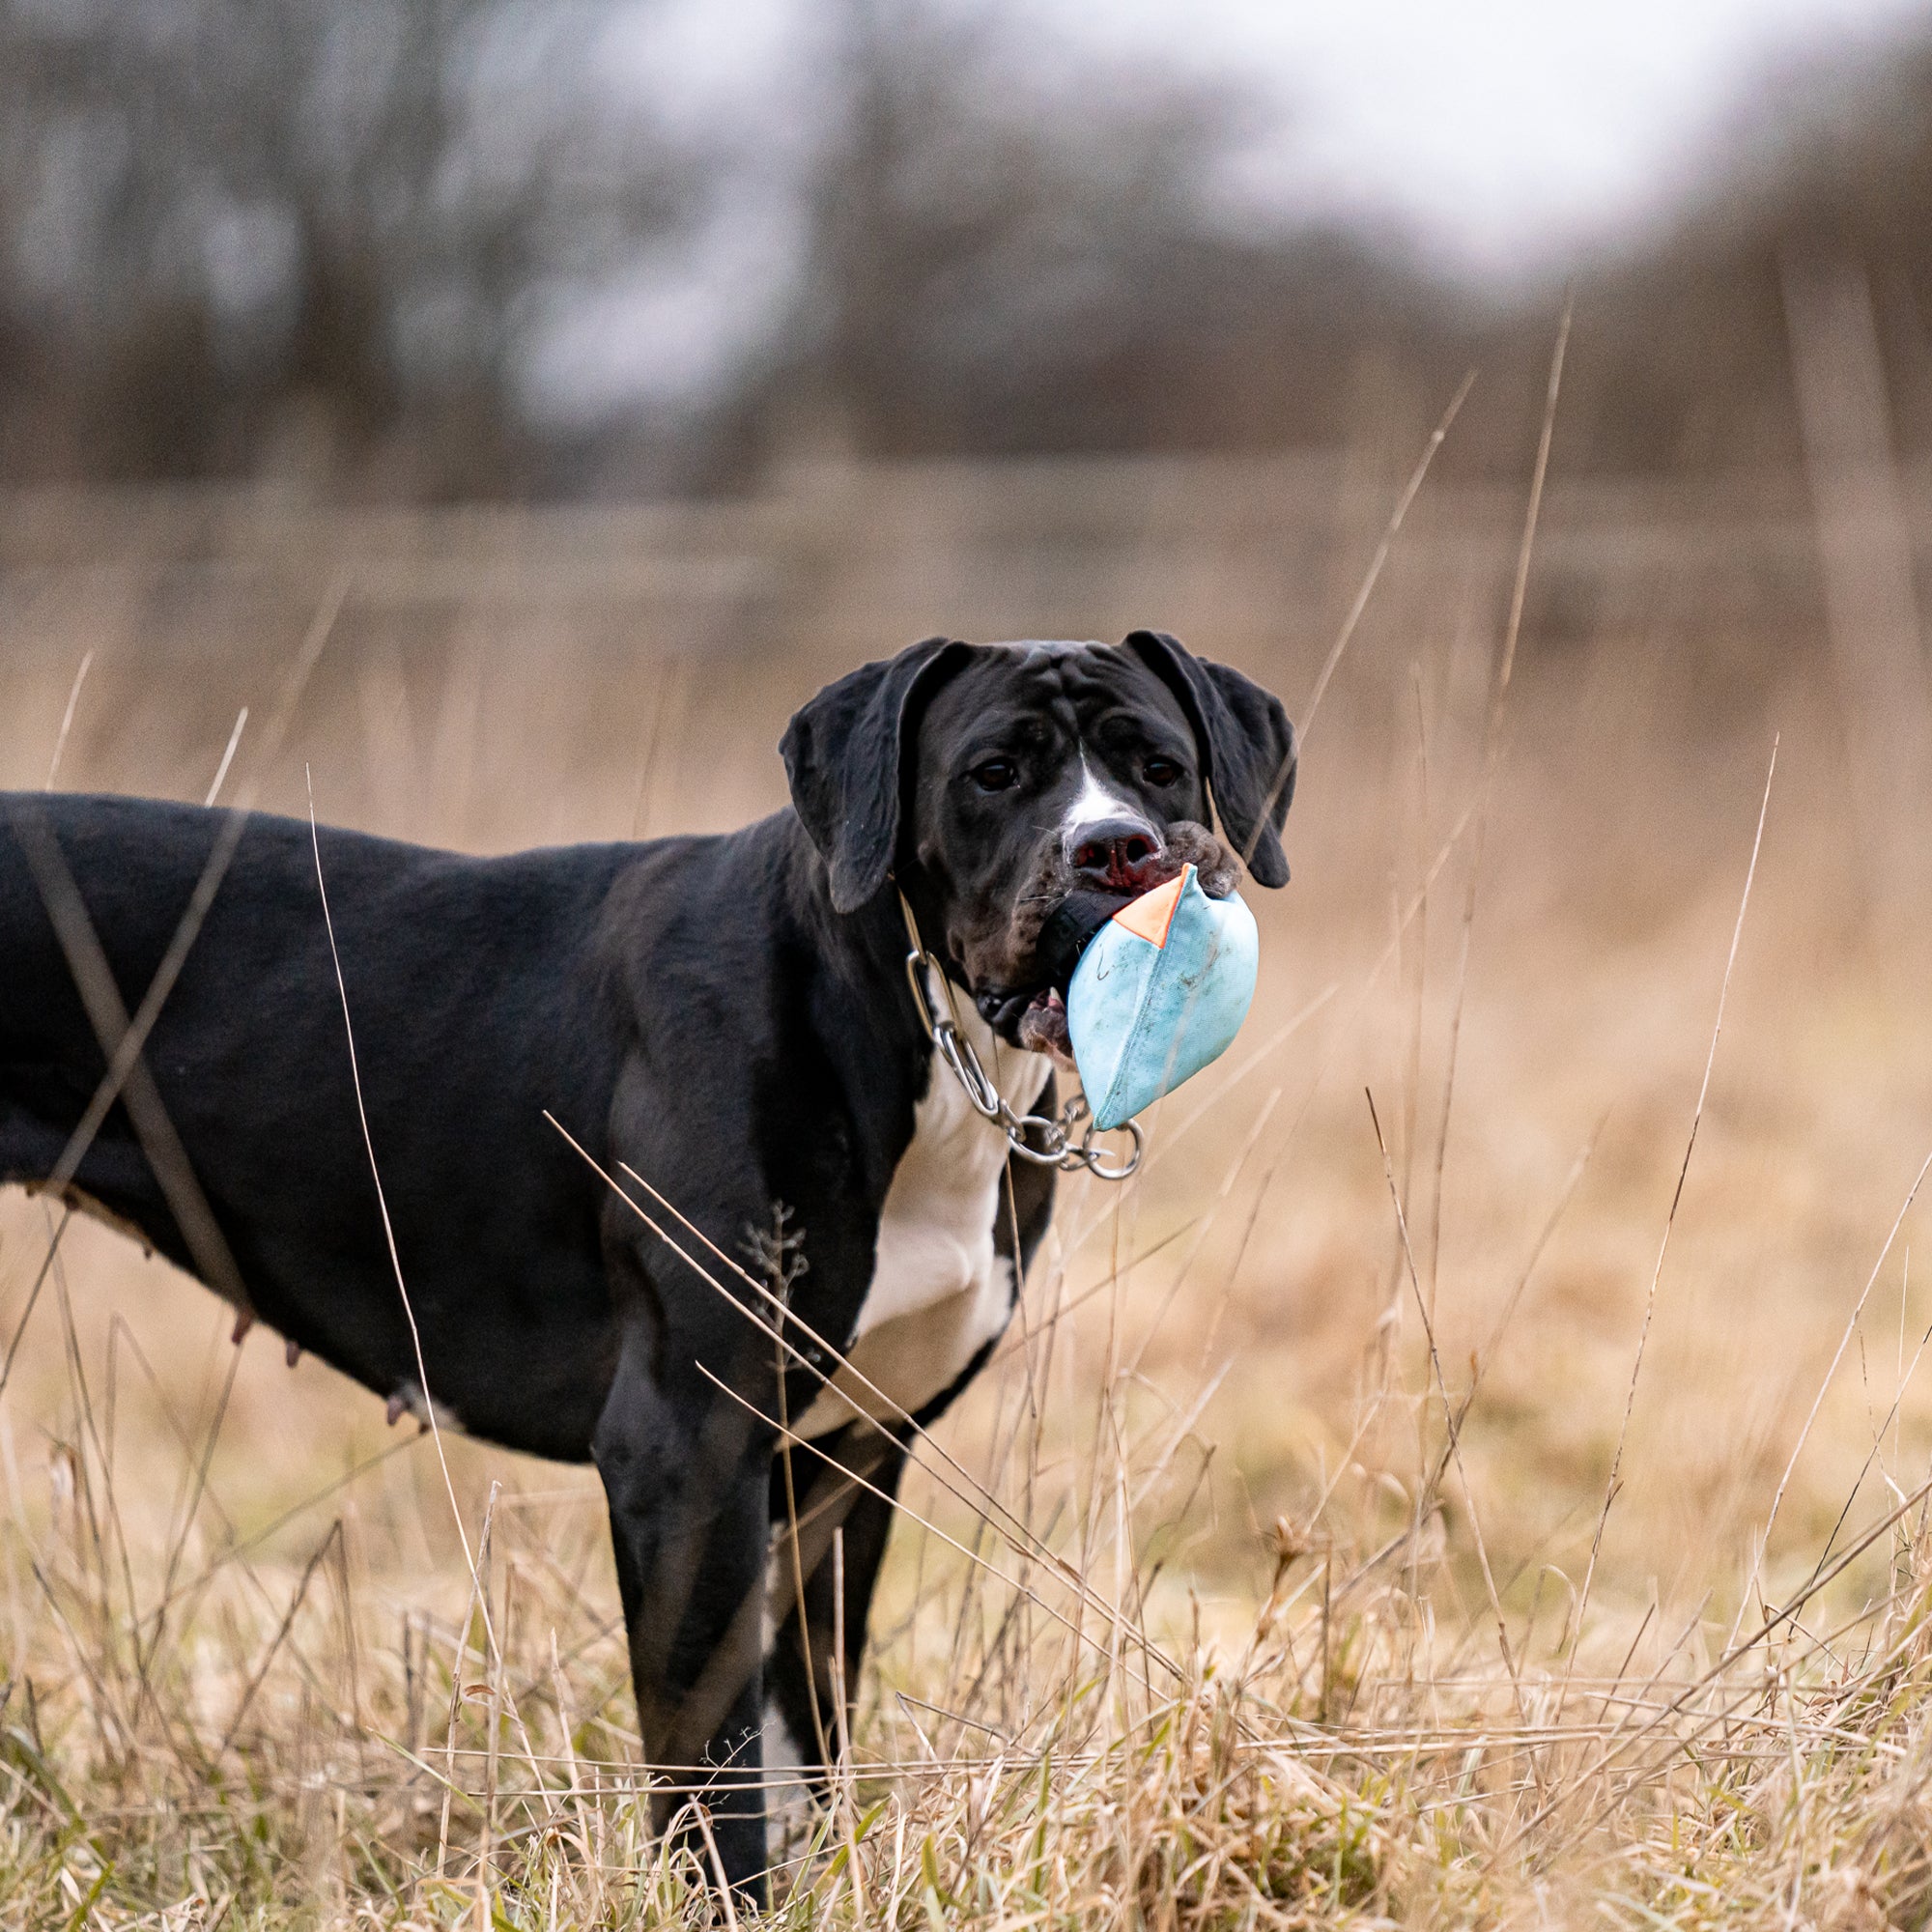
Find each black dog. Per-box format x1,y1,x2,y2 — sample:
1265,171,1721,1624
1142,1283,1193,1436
0,630,1293,1899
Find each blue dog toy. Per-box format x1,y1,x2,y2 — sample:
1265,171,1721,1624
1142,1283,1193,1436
1065,865,1259,1131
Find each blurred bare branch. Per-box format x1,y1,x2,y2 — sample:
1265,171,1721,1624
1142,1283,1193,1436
3,0,1932,500
0,0,692,494
763,0,1454,462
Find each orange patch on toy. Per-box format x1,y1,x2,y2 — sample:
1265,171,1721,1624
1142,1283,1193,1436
1110,867,1190,949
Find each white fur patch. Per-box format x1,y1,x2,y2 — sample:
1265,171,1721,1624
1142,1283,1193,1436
762,1695,816,1848
796,988,1051,1437
1061,752,1153,849
763,1696,809,1774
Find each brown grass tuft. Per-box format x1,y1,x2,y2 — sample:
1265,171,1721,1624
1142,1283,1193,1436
2,450,1930,1926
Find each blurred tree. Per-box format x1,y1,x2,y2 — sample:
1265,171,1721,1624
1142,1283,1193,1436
759,0,1464,462
6,0,1932,495
1532,34,1932,479
0,0,691,494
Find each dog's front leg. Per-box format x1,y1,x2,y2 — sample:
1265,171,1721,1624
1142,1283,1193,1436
592,1322,776,1908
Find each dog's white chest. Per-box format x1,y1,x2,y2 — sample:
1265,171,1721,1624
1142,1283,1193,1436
796,1002,1051,1438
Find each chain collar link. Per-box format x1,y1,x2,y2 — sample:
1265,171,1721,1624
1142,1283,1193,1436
896,891,1143,1182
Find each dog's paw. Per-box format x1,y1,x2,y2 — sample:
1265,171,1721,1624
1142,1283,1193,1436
1163,821,1242,898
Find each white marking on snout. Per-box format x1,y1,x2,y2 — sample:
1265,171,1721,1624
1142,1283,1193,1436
796,986,1052,1438
1060,752,1155,854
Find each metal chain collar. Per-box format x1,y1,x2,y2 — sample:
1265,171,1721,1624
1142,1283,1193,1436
896,892,1143,1182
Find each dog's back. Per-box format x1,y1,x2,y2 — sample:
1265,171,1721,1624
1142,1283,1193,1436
0,792,634,1456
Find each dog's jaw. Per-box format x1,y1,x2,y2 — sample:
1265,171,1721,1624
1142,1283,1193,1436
1016,987,1076,1067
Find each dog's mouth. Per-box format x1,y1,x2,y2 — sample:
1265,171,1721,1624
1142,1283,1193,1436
975,982,1073,1063
1016,986,1077,1066
972,889,1125,1065
960,827,1240,1068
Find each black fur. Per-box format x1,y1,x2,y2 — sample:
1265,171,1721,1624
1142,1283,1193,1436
0,633,1293,1903
779,636,972,915
1124,629,1297,887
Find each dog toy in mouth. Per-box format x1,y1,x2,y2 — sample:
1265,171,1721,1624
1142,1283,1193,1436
1065,864,1260,1131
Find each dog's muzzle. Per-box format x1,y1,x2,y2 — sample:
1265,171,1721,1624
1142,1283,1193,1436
974,888,1123,1057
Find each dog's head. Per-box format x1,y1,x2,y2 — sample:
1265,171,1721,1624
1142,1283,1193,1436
781,633,1295,1058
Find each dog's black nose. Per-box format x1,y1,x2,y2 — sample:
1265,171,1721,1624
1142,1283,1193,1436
1066,819,1163,889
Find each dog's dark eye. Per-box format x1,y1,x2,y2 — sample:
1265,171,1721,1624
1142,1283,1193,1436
1143,756,1183,786
969,758,1018,793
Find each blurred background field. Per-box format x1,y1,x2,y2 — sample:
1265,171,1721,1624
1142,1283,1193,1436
8,0,1932,1924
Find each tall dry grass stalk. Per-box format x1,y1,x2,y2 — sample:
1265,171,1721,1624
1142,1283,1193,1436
0,433,1928,1927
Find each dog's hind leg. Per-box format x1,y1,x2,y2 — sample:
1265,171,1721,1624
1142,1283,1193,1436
763,1426,909,1794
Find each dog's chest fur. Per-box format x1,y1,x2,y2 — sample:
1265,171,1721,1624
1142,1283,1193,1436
797,995,1052,1438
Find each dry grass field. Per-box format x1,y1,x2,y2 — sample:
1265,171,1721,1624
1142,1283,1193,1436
1,447,1931,1928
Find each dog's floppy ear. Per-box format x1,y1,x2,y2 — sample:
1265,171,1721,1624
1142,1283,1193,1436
1122,629,1296,888
781,637,974,914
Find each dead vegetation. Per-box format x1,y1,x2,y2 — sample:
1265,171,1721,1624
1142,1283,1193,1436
2,422,1932,1928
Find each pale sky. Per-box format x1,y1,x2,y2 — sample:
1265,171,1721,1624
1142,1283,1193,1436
526,0,1932,423
1044,0,1932,270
